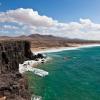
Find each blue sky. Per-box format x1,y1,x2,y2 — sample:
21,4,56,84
0,0,100,22
0,0,100,40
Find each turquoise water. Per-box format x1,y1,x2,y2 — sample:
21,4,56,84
27,46,100,100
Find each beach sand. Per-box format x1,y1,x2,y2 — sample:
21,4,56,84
31,44,100,54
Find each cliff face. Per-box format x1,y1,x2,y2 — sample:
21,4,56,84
0,40,32,100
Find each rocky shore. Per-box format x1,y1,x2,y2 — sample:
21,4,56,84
0,40,34,100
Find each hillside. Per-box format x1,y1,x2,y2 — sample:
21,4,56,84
0,34,100,51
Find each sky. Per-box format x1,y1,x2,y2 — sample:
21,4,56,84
0,0,100,40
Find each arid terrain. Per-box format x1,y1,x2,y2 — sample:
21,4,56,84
0,34,100,52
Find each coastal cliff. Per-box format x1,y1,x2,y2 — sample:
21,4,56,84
0,40,33,100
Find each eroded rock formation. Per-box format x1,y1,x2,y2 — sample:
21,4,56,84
0,40,32,100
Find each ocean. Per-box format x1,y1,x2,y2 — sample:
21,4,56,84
27,46,100,100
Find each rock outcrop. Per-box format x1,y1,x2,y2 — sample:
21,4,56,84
0,40,32,100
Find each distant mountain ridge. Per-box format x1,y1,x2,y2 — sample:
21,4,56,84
0,34,100,48
0,34,99,41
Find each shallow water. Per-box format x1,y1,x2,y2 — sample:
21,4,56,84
27,46,100,100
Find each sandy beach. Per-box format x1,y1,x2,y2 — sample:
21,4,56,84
31,44,100,54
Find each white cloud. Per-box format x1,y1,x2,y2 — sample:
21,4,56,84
0,8,56,27
0,8,100,40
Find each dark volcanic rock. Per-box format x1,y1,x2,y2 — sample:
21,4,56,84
0,40,32,100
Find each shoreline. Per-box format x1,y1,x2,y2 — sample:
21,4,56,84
27,44,100,100
20,44,100,76
32,44,100,54
19,57,51,77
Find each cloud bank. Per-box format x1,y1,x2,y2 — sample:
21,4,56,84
0,8,100,40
